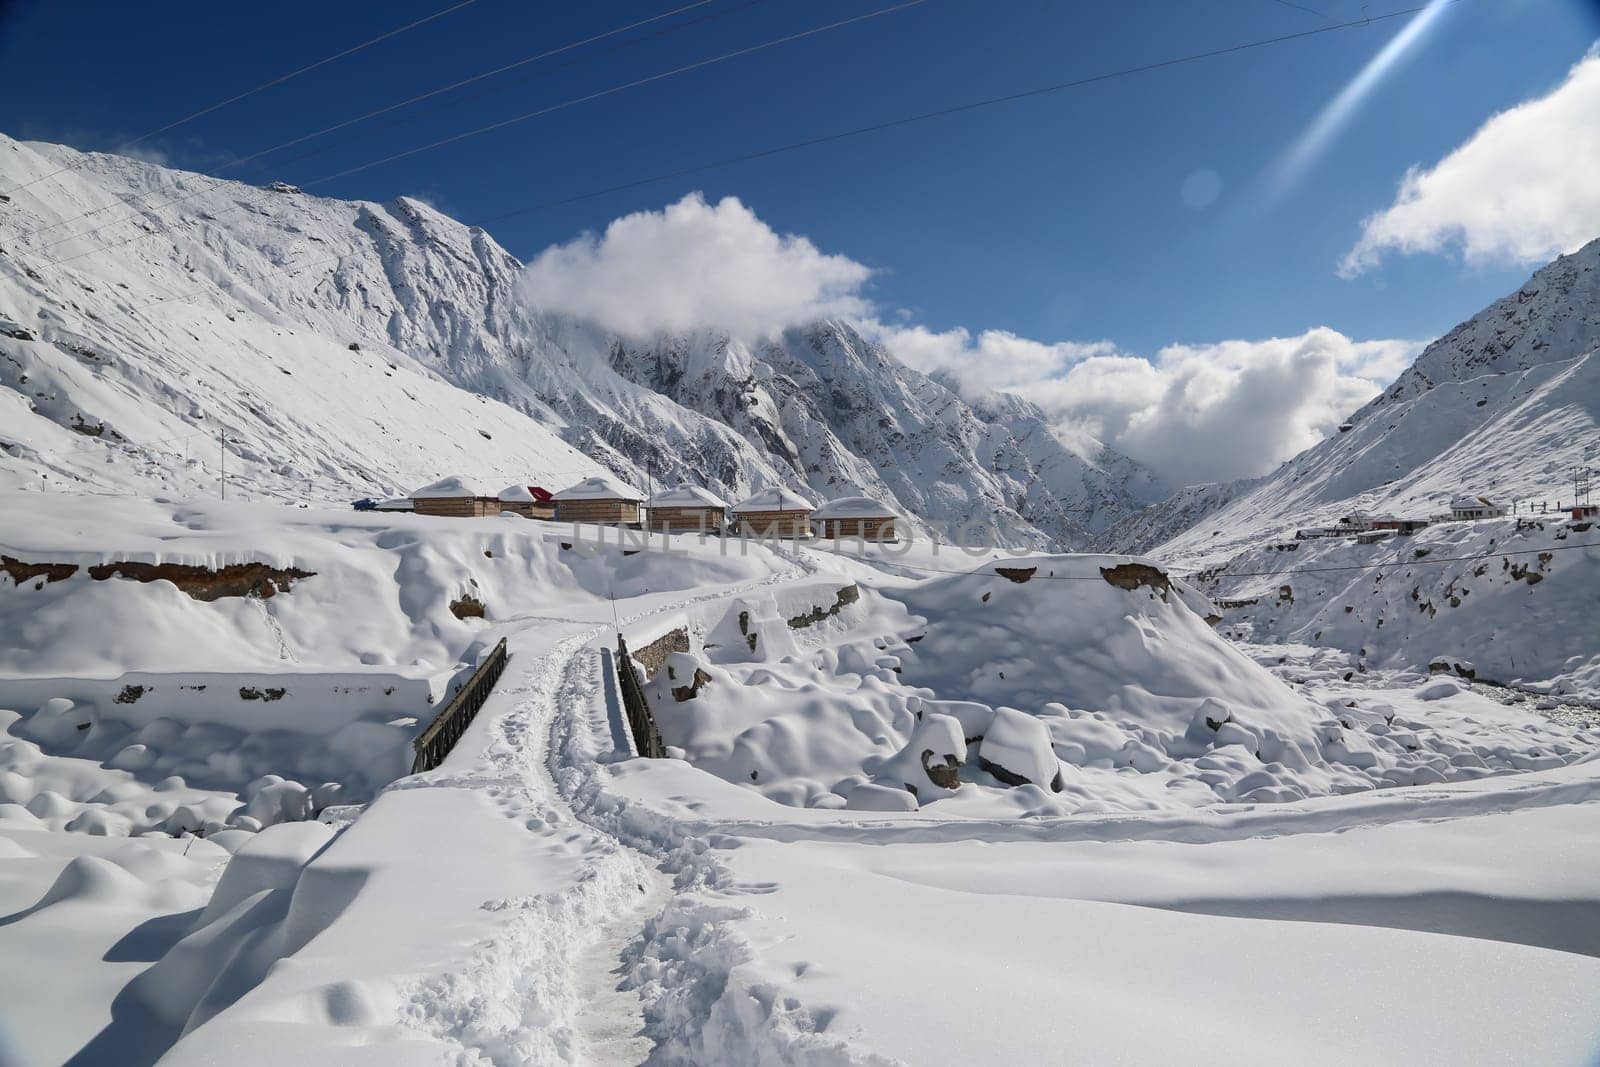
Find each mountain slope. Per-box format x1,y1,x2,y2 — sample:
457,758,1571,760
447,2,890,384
0,135,1163,544
1113,238,1600,566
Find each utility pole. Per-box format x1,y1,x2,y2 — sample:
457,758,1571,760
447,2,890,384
1576,466,1593,507
219,429,226,501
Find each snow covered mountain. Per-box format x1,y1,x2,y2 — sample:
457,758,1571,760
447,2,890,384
1108,237,1600,566
0,135,1163,545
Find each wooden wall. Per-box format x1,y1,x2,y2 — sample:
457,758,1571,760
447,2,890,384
414,497,501,518
818,516,897,541
499,501,556,520
648,506,726,532
733,509,812,538
554,498,641,525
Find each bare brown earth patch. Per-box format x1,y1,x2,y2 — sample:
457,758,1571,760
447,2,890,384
1099,562,1171,601
1,555,79,586
994,566,1037,584
787,584,861,629
84,560,314,600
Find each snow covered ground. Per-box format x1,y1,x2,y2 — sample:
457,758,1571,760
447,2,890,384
3,493,1595,1065
1202,514,1600,700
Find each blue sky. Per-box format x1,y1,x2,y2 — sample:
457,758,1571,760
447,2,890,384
3,0,1598,481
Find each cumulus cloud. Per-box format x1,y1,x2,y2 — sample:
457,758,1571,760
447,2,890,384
519,193,873,339
1341,50,1600,276
864,323,1115,393
521,191,1423,486
880,325,1423,487
1047,331,1421,485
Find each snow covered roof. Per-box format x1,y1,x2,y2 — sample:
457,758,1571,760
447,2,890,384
1451,496,1497,510
648,484,729,509
552,473,645,501
731,487,815,513
813,494,899,520
497,484,537,502
411,475,488,499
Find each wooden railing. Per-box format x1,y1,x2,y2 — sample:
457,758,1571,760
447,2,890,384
615,636,665,759
410,638,509,773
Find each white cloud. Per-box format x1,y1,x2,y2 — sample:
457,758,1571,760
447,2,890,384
865,322,1114,393
521,192,1423,487
1341,50,1600,276
518,192,873,339
880,324,1423,486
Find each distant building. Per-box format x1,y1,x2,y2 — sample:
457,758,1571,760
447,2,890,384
497,484,555,520
1337,511,1375,532
1371,515,1430,535
731,487,815,538
1451,496,1506,521
647,485,729,532
813,495,900,541
552,474,645,525
1571,503,1600,521
411,475,500,518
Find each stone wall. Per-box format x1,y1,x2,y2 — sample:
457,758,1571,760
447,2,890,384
629,626,689,678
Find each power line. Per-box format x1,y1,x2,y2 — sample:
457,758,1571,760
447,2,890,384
1269,0,1334,19
468,2,1445,228
304,0,930,188
0,0,479,199
31,0,928,270
18,0,723,247
70,0,1442,314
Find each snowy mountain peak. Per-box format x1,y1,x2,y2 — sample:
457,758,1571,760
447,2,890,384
0,134,1164,546
1109,237,1600,564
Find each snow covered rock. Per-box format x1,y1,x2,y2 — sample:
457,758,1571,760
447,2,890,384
978,707,1063,792
882,713,966,798
844,782,919,812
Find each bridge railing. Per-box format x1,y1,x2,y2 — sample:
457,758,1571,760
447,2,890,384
410,637,509,773
615,635,665,759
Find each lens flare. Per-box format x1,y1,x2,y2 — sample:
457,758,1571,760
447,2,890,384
1267,0,1453,200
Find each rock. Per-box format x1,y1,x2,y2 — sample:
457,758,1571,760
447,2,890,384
977,707,1064,791
844,782,919,812
883,714,966,798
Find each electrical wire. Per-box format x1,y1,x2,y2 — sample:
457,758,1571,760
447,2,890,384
17,0,723,246
0,0,479,198
81,1,1441,314
28,0,925,267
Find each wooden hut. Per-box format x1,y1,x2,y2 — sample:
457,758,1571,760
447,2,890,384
552,474,645,526
1451,495,1505,521
647,484,729,532
497,484,555,520
411,475,501,518
731,487,815,538
814,495,900,541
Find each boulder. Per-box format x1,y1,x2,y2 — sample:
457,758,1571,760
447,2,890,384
978,707,1064,791
882,714,966,799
